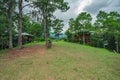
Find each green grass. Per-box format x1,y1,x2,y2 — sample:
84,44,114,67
0,41,120,80
0,49,9,58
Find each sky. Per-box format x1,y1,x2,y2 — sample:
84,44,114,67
53,0,120,32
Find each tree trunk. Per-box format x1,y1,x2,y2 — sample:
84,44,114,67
43,11,51,48
83,31,85,44
18,0,23,49
8,0,13,49
44,14,48,47
116,40,119,53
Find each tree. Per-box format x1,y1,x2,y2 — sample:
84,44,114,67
17,0,33,49
7,0,16,49
33,0,69,48
65,18,78,42
105,12,120,52
76,12,92,44
53,19,64,39
0,0,16,49
93,11,120,53
22,15,43,37
0,14,8,50
66,13,92,43
28,22,43,37
18,0,23,49
91,11,108,48
0,1,8,49
65,11,120,53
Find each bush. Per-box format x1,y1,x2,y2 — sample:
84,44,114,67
33,37,45,42
40,38,45,41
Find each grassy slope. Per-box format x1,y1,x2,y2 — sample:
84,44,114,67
0,41,120,80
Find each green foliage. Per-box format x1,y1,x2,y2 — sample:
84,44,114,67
66,11,120,53
52,19,64,39
33,0,69,13
22,15,31,32
66,12,92,43
29,22,43,37
33,37,45,42
22,15,43,37
94,11,120,52
0,13,9,50
76,12,92,33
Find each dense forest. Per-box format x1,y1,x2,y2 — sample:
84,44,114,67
0,0,120,53
65,11,120,53
0,0,69,49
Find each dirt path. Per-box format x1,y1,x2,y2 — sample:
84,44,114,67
6,45,46,59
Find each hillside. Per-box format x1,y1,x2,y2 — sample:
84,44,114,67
0,41,120,80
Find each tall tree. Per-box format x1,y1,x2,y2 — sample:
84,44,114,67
105,12,120,52
76,12,92,44
33,0,69,48
17,0,33,49
93,11,120,52
92,11,108,48
7,0,15,49
0,0,16,49
18,0,23,49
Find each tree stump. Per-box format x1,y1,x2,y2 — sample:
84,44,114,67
46,40,52,48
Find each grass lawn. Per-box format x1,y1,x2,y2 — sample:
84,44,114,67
0,41,120,80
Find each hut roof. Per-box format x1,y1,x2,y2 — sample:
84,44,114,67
16,32,33,36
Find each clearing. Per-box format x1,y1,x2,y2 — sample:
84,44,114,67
0,41,120,80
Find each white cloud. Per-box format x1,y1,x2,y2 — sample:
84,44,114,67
77,0,92,14
84,0,120,14
54,0,93,32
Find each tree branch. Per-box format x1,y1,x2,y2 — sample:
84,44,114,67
22,3,33,9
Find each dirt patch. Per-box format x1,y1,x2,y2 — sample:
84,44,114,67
5,45,46,59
